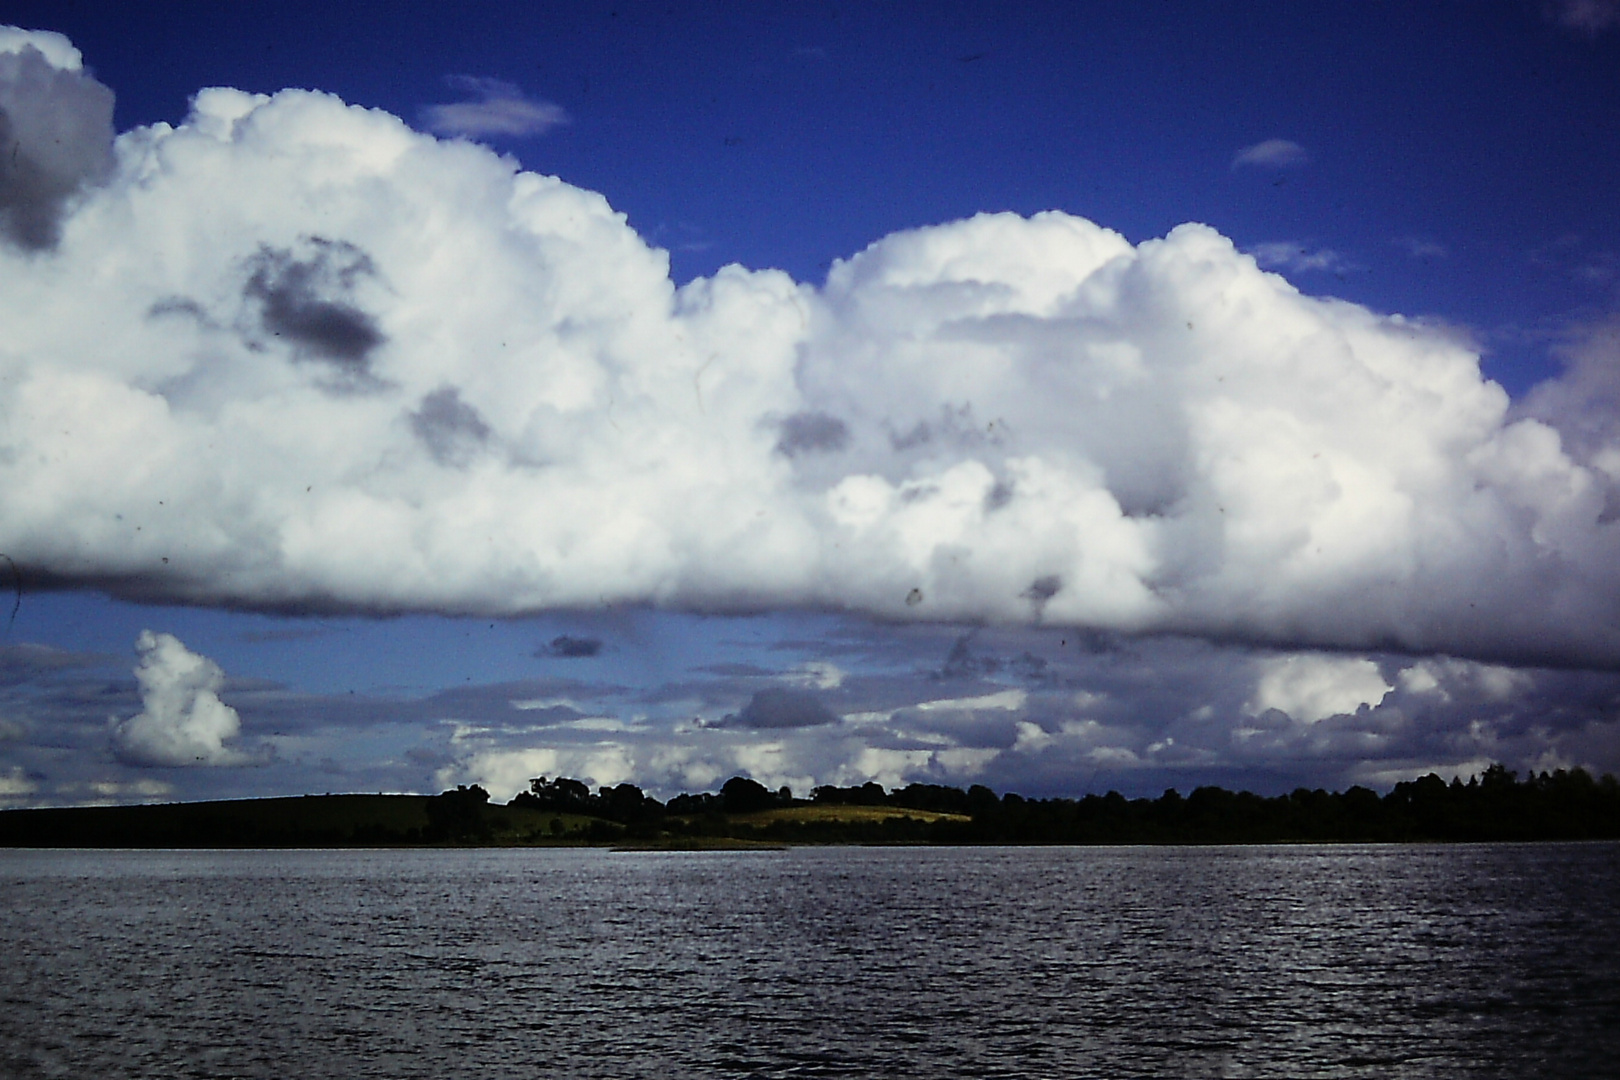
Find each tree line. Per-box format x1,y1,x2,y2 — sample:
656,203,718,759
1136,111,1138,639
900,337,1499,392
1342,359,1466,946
506,763,1620,844
5,764,1619,847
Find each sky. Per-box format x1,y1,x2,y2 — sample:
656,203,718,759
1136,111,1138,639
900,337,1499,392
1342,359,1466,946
2,1,1619,809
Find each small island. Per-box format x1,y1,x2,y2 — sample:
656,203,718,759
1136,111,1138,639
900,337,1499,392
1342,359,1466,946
4,765,1620,848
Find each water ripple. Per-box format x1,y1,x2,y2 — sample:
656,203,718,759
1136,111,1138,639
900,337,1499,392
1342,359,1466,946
1,843,1618,1078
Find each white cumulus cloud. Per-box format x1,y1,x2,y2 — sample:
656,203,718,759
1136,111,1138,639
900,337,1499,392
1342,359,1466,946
0,26,82,70
1,30,1619,671
111,631,254,766
1249,654,1392,724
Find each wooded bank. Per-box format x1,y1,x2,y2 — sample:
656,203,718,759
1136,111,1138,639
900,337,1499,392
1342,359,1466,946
3,765,1617,848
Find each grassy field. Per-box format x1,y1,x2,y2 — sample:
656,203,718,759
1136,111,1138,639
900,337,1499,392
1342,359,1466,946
729,805,970,827
487,804,602,843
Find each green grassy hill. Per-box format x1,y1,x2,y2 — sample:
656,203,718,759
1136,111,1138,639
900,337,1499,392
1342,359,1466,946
734,805,969,827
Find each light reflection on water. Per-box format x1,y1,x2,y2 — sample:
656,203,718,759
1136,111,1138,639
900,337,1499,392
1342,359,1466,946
2,843,1618,1078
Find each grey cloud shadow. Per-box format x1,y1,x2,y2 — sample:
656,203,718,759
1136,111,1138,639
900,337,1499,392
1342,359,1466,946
242,237,387,384
714,687,841,729
0,45,114,251
410,386,493,467
537,635,602,659
774,411,849,457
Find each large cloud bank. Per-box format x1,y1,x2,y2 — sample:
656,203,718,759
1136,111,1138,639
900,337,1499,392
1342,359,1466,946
8,614,1619,807
3,28,1619,667
430,627,1620,802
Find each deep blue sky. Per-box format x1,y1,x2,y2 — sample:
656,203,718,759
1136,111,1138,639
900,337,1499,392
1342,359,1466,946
3,2,1619,807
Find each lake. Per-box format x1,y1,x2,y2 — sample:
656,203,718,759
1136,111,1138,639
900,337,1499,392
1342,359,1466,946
2,843,1617,1078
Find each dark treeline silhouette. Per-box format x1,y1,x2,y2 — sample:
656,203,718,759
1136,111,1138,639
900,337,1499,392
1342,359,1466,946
424,784,493,842
513,775,667,823
0,794,448,848
497,764,1620,845
4,764,1620,847
793,764,1620,844
668,776,794,816
810,781,1001,816
511,774,792,835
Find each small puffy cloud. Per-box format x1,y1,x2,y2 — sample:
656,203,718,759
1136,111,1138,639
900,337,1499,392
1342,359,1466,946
0,764,36,801
1249,654,1392,724
1397,663,1442,697
1248,242,1351,274
111,631,256,766
1232,138,1309,168
0,25,115,249
422,76,569,138
1013,719,1054,753
1394,657,1531,705
1548,0,1620,34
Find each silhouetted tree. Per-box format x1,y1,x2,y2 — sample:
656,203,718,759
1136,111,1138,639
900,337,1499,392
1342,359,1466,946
665,791,724,816
525,776,592,811
720,776,776,814
598,782,664,823
426,784,491,841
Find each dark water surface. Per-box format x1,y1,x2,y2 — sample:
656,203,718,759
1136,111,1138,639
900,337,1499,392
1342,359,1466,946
2,843,1618,1078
